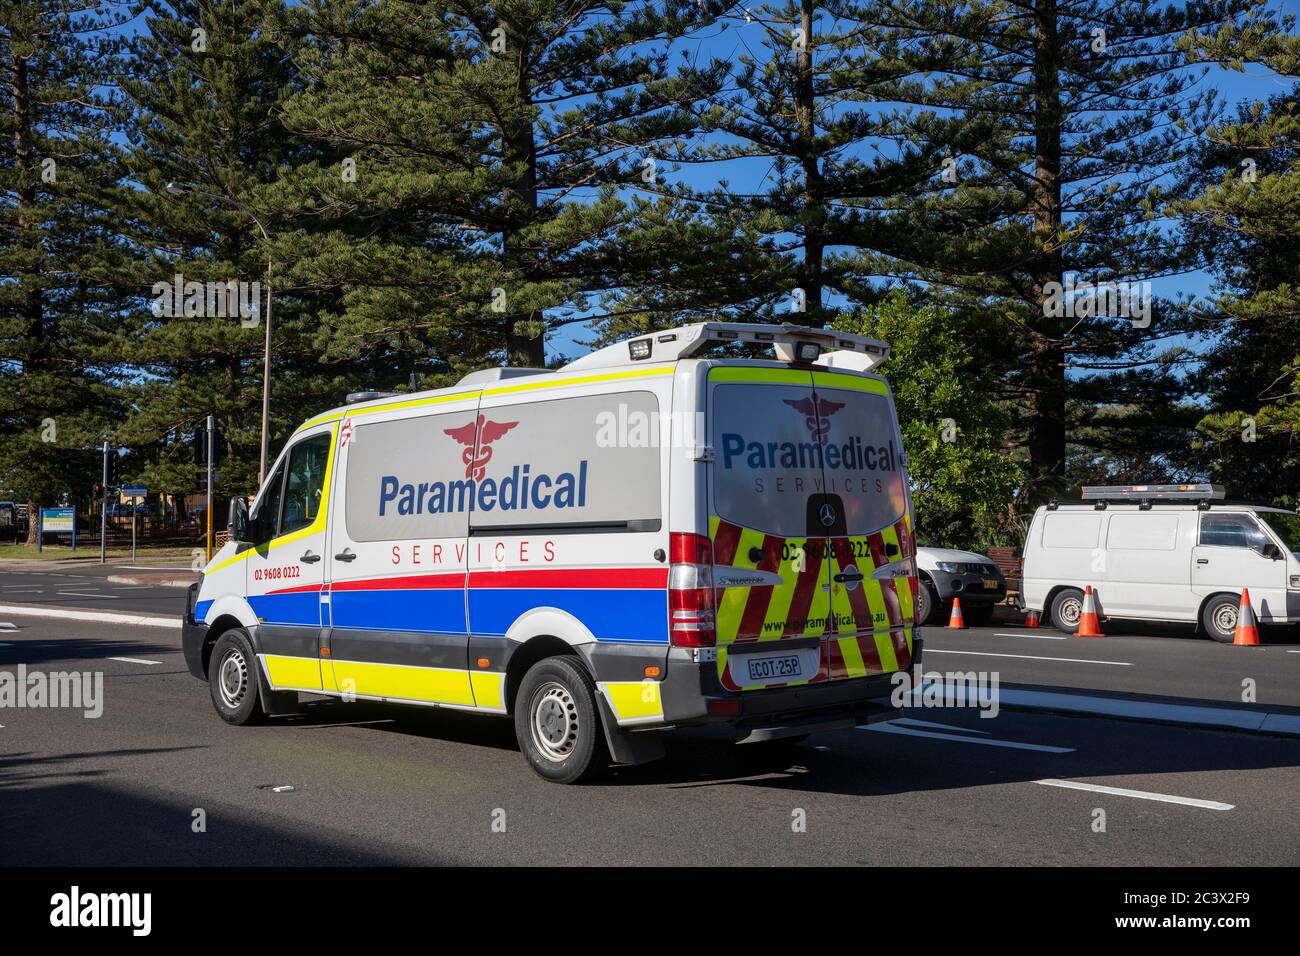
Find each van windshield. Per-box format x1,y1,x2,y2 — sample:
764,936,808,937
1259,511,1300,553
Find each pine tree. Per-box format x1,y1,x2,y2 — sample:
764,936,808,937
1176,8,1300,502
274,0,723,370
0,1,134,543
840,0,1256,502
116,0,350,503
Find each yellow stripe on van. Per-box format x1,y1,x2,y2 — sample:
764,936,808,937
600,680,663,723
469,671,507,712
709,366,812,386
811,370,890,395
482,365,672,397
330,660,476,706
263,654,323,691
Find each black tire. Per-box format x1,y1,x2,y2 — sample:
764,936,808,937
1049,588,1085,633
1201,594,1240,643
963,603,995,628
514,656,607,784
208,628,267,725
915,579,944,625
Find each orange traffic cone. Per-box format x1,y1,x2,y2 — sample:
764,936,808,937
1075,585,1103,637
948,597,966,629
1233,589,1261,647
1025,608,1040,628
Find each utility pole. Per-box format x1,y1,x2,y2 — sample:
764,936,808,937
206,414,214,562
100,440,108,565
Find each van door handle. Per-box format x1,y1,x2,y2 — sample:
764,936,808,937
1196,558,1209,564
335,548,356,562
300,550,321,564
834,570,864,583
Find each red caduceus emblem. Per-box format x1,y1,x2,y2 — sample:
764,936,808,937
783,396,846,445
444,416,519,479
340,417,354,448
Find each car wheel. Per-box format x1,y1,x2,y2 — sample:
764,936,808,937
514,656,607,784
208,629,267,725
1201,594,1240,643
963,604,995,628
915,579,944,625
1049,588,1085,633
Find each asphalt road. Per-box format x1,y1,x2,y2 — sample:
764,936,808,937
1,613,1297,866
0,566,188,616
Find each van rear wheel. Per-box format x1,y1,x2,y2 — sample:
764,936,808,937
514,656,606,784
1049,588,1085,633
915,580,943,625
1201,594,1239,643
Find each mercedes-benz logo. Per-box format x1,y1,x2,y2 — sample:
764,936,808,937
818,503,837,527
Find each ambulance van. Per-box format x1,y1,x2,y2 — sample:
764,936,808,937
182,323,922,782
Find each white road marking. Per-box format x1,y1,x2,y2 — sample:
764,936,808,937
864,723,1075,753
924,648,1132,666
1035,778,1233,810
893,717,990,735
108,656,162,666
111,586,150,590
55,591,117,599
992,631,1067,641
0,605,179,628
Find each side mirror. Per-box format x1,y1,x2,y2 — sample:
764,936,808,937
1256,541,1283,561
227,497,249,543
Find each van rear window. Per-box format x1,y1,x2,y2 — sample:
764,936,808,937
710,381,906,537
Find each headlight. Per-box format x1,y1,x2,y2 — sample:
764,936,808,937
936,562,960,572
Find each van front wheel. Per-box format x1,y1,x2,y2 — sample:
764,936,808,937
515,656,607,784
208,629,266,725
1049,588,1085,633
1201,594,1240,643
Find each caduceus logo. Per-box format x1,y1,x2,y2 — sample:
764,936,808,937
444,415,519,480
783,396,846,445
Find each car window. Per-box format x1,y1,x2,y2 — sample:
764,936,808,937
1198,513,1266,549
280,434,331,536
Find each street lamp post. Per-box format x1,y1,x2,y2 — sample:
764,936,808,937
162,182,274,484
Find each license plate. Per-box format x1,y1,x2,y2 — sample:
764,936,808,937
983,578,999,589
746,653,802,682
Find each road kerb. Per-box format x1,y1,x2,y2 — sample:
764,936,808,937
0,604,181,629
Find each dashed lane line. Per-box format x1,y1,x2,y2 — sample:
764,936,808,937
1035,778,1234,810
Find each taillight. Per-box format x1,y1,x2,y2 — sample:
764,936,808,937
669,532,715,647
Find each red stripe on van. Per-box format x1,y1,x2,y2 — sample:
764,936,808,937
830,537,876,636
711,519,742,566
735,534,785,640
266,583,325,595
782,540,824,638
330,572,465,592
468,567,668,589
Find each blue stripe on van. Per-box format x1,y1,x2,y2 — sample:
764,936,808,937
330,588,467,635
469,587,668,644
247,591,322,628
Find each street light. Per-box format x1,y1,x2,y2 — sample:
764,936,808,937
162,181,275,485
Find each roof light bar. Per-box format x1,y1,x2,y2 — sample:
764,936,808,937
1080,484,1225,502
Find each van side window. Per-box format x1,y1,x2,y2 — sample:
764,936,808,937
1198,513,1264,549
280,434,331,536
251,464,286,542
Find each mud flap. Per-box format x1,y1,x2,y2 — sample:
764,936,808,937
595,694,667,766
255,660,303,717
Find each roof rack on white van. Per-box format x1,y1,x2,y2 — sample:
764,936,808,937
560,322,890,374
1051,483,1226,511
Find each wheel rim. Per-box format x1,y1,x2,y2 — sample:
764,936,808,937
1213,603,1238,635
530,681,579,762
916,587,930,623
218,647,249,709
1059,597,1082,628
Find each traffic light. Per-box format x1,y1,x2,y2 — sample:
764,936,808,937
194,425,222,467
106,449,120,486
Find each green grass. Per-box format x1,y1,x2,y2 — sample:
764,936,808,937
0,542,201,563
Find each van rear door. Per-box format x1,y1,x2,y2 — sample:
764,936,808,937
707,366,914,692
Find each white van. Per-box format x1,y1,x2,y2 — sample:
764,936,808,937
182,323,922,782
1021,484,1300,641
